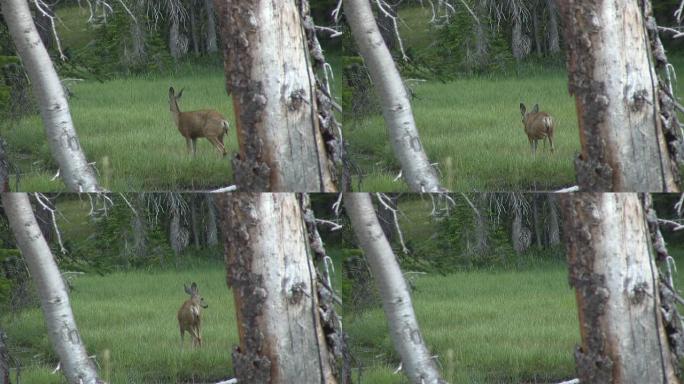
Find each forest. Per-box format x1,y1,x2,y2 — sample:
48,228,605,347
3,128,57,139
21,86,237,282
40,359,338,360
1,192,684,383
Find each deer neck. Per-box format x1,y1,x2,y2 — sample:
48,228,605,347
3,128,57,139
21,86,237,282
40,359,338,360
170,101,181,126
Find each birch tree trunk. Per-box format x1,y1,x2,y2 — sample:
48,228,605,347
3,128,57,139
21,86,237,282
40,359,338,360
345,193,445,384
218,193,338,383
213,1,337,192
560,193,680,383
204,0,218,53
546,0,560,54
558,1,680,192
344,0,444,192
0,0,102,192
2,193,101,384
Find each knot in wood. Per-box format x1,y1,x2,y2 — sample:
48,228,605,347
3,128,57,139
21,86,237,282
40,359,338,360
629,281,650,305
288,89,308,111
630,89,651,112
288,282,308,304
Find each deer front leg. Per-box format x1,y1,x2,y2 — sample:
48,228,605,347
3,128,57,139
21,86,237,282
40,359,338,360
192,139,198,157
186,138,192,155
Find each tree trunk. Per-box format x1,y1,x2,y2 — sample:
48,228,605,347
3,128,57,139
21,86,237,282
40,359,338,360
532,194,543,249
2,193,101,384
169,17,183,59
189,3,200,56
344,0,444,192
205,194,218,246
558,1,680,192
345,193,446,384
213,1,337,192
512,205,531,254
546,0,560,54
218,193,338,383
560,193,680,383
546,194,560,246
0,139,8,192
204,0,218,53
0,328,9,384
0,0,102,192
511,16,529,61
532,5,543,57
189,195,200,250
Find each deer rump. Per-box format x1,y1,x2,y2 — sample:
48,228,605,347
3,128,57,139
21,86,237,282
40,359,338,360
178,301,202,341
525,114,554,140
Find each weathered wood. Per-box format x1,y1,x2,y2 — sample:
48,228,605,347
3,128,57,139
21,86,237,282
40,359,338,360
213,1,336,192
560,193,679,383
558,1,680,192
218,193,337,383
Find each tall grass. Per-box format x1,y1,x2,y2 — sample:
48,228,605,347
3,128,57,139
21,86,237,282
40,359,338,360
2,261,583,384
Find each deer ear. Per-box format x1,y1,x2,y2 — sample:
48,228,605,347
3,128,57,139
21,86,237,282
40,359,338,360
169,87,175,96
184,284,192,295
177,88,184,99
520,103,526,115
191,282,197,292
532,104,539,113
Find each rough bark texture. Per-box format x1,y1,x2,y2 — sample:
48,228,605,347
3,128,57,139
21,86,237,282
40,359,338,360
560,193,680,384
546,194,560,246
218,193,337,383
2,193,101,384
1,0,101,192
345,193,446,384
558,1,680,192
205,194,218,246
213,1,336,192
344,0,444,192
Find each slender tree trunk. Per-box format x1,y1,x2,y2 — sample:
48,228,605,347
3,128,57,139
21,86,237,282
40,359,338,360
0,139,8,192
345,193,446,384
546,0,560,54
511,16,529,61
189,4,200,56
204,0,218,53
218,193,338,383
532,194,543,249
560,193,680,383
532,5,543,57
558,1,680,192
344,0,444,192
205,194,218,246
0,328,9,384
189,195,200,250
2,193,101,384
511,204,531,254
0,0,101,192
546,194,560,246
213,1,337,192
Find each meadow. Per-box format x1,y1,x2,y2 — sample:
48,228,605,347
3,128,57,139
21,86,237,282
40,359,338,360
1,261,580,384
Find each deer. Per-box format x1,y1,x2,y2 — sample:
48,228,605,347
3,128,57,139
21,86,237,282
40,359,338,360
520,103,555,156
177,282,208,348
169,87,229,157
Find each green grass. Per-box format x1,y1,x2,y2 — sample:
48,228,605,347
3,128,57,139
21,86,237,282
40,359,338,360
3,260,581,384
2,264,236,384
3,67,236,191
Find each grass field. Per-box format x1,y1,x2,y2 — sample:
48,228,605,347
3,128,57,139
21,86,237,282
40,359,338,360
1,261,580,384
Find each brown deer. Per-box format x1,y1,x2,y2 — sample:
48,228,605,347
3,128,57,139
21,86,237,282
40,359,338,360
177,282,208,348
520,103,555,156
169,87,229,157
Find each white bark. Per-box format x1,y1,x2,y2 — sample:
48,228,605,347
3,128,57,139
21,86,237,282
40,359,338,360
0,0,101,192
220,193,337,383
2,193,100,384
344,0,444,192
561,193,679,383
345,193,445,384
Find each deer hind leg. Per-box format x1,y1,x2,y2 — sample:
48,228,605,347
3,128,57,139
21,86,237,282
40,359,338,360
185,138,192,155
180,328,185,350
192,139,198,157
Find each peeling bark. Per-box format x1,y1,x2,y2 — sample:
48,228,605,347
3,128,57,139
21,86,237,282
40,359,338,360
345,193,445,384
213,1,337,192
560,193,680,383
0,0,102,192
218,193,338,383
558,1,680,192
2,193,101,384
